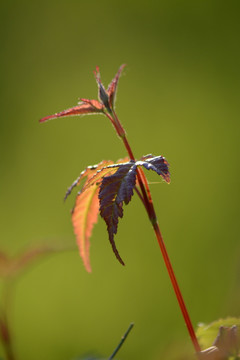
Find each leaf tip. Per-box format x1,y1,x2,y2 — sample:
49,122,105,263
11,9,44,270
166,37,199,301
93,66,100,80
109,233,125,267
39,115,51,123
84,261,92,273
79,247,92,273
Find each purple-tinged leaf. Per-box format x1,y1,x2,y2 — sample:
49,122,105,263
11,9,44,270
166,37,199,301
79,158,129,195
67,159,129,271
65,155,169,270
140,154,170,183
97,155,170,265
98,161,138,265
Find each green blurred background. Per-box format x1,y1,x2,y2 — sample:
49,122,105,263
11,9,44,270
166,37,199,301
0,1,239,359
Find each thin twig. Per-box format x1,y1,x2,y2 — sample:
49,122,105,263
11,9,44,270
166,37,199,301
134,186,149,213
108,323,134,360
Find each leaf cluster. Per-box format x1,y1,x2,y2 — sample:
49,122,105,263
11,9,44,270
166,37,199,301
66,155,170,271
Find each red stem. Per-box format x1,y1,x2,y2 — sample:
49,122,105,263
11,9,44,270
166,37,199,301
109,110,201,354
0,317,15,360
153,223,201,353
110,111,153,216
134,186,149,213
0,282,16,360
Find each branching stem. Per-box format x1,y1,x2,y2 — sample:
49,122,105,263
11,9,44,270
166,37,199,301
110,110,201,354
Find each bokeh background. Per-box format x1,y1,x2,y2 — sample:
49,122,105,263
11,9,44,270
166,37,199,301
0,1,239,359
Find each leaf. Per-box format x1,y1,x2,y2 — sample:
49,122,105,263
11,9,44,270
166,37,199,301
72,185,100,272
107,64,126,109
72,158,129,197
197,318,240,359
67,159,129,271
39,101,104,123
66,155,169,270
99,162,137,265
140,154,170,183
98,155,170,265
65,163,102,201
198,346,221,360
70,160,114,272
94,66,111,112
197,318,240,353
79,99,104,111
40,65,125,123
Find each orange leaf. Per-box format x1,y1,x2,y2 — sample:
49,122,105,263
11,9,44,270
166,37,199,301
72,185,100,272
70,160,115,271
68,159,129,271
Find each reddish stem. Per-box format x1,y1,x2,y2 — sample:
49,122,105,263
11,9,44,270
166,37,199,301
0,282,16,360
134,186,149,213
0,316,15,360
153,223,201,353
111,111,153,216
109,110,201,354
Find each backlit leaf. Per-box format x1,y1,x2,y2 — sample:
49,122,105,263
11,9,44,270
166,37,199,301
65,163,103,201
76,158,129,196
40,65,125,123
66,156,169,270
39,101,103,123
79,99,104,111
69,160,114,272
72,185,100,272
98,155,170,265
94,66,111,112
67,158,129,271
107,64,126,109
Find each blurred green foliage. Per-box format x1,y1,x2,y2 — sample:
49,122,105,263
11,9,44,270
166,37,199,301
0,1,239,359
197,318,240,352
